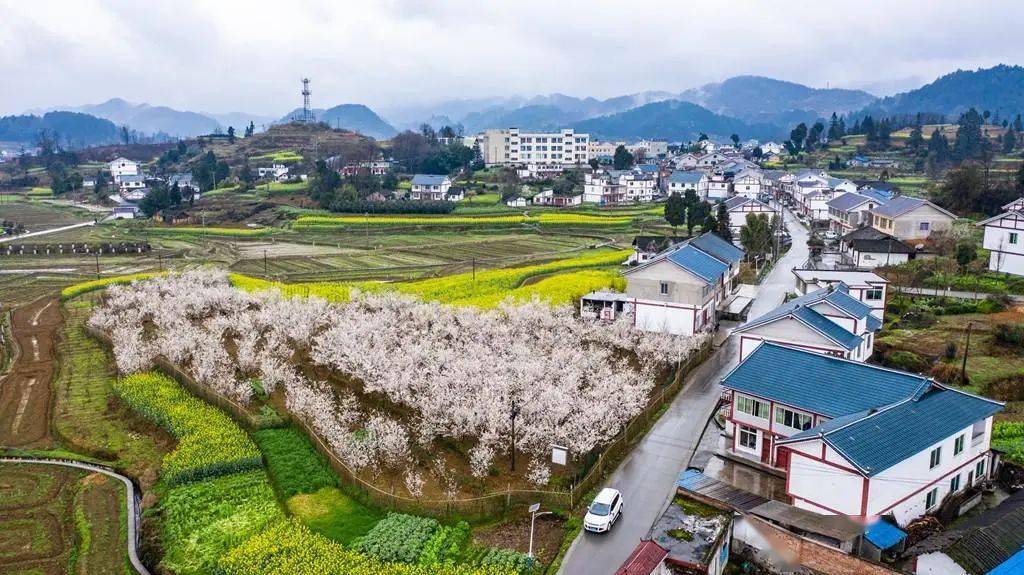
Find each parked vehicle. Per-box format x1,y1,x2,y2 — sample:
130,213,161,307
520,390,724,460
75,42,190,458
584,487,623,533
823,230,838,241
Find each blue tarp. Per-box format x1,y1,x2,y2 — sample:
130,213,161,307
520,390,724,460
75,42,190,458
988,548,1024,575
864,520,907,550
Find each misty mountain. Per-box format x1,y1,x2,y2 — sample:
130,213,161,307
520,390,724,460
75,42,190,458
50,98,220,138
858,65,1024,120
279,104,397,140
679,76,876,126
571,100,781,142
0,111,119,147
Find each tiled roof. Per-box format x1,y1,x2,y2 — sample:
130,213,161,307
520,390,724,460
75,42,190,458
721,343,930,418
690,232,744,265
410,174,449,186
827,192,872,212
783,385,1003,476
668,171,703,184
735,284,873,349
857,187,895,204
871,195,956,219
824,285,880,330
724,196,749,210
792,306,864,349
615,540,669,575
667,245,728,284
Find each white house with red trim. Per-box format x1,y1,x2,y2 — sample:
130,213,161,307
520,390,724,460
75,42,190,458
977,197,1024,277
791,268,888,319
731,169,765,199
732,283,881,363
722,343,1002,527
582,232,743,335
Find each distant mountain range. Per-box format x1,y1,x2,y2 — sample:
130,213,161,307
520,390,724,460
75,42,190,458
278,104,397,140
9,65,1024,148
0,111,119,147
857,64,1024,120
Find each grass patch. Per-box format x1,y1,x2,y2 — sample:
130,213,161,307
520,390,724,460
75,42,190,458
673,495,726,518
286,487,384,545
253,427,337,499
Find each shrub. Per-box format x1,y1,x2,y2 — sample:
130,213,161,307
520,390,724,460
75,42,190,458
982,372,1024,402
992,422,1024,466
418,522,470,566
478,548,538,575
929,362,968,386
356,513,440,564
253,427,337,499
944,342,958,360
885,350,928,373
113,372,261,485
994,323,1024,349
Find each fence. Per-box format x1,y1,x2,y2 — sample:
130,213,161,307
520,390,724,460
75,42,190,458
83,303,714,521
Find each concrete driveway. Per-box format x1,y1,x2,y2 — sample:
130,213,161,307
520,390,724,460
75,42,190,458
557,210,809,575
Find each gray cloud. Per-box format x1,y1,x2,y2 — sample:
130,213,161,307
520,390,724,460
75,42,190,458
1,0,1022,116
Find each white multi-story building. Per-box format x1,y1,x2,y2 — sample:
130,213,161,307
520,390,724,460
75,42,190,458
732,282,881,363
583,171,626,205
731,169,765,199
791,268,889,319
478,128,589,166
723,197,776,239
723,343,1002,527
108,157,140,179
581,233,743,335
409,174,457,201
620,170,660,203
978,197,1024,277
667,171,704,198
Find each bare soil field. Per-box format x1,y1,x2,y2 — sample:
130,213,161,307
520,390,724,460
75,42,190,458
0,297,62,447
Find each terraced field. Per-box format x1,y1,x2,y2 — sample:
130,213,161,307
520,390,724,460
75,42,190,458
0,463,127,575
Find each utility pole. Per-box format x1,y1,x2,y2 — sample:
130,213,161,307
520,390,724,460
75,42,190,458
961,322,973,384
94,253,100,279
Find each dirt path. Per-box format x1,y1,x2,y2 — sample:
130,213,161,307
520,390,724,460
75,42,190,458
0,297,61,447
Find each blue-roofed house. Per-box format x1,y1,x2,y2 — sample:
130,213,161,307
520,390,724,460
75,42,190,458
827,191,890,236
870,196,957,242
722,343,1002,526
667,170,705,197
609,232,744,335
732,282,881,363
409,174,455,201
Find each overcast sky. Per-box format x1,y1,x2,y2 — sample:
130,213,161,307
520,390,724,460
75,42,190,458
1,0,1022,117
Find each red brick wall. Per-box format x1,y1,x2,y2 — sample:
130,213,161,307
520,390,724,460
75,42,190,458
741,516,901,575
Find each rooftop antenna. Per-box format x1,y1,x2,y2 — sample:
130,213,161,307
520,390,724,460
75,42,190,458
301,78,312,123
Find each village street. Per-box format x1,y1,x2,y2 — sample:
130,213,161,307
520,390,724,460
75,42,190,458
558,210,809,575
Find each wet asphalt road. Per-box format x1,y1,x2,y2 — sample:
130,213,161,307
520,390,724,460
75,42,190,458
557,209,809,575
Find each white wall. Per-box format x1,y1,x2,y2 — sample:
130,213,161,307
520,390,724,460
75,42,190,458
789,449,864,515
983,217,1024,277
915,552,968,575
634,300,700,335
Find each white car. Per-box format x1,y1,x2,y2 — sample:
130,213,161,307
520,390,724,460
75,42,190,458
823,230,839,241
584,487,623,533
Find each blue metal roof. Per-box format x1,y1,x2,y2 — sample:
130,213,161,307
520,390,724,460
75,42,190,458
411,174,449,186
827,192,872,212
791,386,1003,476
864,520,907,550
736,285,869,348
721,343,930,418
669,171,703,184
690,232,744,265
636,164,660,173
667,245,728,284
858,187,894,204
989,549,1024,575
871,196,926,218
792,306,864,349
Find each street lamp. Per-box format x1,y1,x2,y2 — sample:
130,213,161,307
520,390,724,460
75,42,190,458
528,503,553,559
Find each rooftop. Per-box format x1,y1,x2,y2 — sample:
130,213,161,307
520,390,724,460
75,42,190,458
750,500,863,542
871,195,956,219
649,491,731,569
722,343,930,419
667,245,729,284
668,170,703,184
689,232,744,265
614,541,668,575
734,283,875,350
791,268,888,287
410,174,450,186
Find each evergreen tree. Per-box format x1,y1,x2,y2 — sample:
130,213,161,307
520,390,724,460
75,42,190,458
700,201,716,233
828,112,840,141
838,117,846,137
739,213,772,261
1015,114,1023,133
908,124,924,151
715,201,732,242
730,134,740,148
789,123,808,153
953,108,984,160
227,126,236,142
928,131,951,164
1003,129,1017,154
244,121,255,137
612,145,635,170
664,192,686,232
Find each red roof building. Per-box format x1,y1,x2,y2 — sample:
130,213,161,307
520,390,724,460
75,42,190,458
615,540,670,575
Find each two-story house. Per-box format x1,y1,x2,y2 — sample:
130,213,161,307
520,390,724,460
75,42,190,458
666,171,704,199
703,174,731,202
723,343,1003,526
731,169,765,199
827,191,889,236
409,174,455,201
977,198,1024,277
732,282,880,362
108,157,139,180
870,197,957,242
791,269,888,319
723,197,776,239
605,232,743,335
839,226,915,269
532,188,582,207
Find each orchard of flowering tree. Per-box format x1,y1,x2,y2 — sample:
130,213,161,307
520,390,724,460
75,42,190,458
89,270,707,496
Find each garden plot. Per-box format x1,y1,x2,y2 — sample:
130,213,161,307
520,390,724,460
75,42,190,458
0,200,90,231
89,270,706,500
0,297,62,448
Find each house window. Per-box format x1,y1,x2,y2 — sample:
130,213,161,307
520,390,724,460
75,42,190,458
954,434,965,456
1010,232,1019,245
976,459,986,478
929,446,942,469
925,488,938,510
660,282,669,295
739,425,758,450
919,221,930,231
736,396,769,419
950,474,961,493
866,288,883,301
775,407,813,431
972,420,986,444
